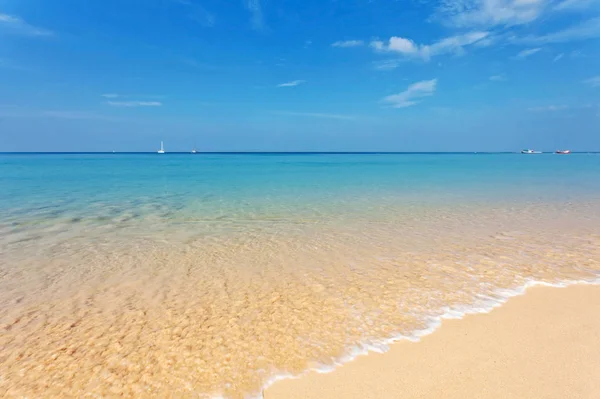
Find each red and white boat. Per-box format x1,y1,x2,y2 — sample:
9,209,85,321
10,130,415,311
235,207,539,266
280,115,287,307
555,150,571,154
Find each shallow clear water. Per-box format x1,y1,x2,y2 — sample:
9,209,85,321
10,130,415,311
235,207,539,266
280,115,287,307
1,153,600,398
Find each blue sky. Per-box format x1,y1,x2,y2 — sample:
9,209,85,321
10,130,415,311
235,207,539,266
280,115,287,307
1,0,599,151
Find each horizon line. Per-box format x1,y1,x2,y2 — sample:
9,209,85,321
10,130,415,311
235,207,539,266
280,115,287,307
1,151,599,155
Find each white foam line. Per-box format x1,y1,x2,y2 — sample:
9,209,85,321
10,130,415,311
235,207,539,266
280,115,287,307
210,276,600,399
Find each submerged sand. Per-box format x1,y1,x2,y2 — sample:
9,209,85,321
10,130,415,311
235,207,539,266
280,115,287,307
1,201,600,397
265,285,600,399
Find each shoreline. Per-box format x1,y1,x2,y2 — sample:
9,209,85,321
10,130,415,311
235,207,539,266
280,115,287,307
264,282,600,399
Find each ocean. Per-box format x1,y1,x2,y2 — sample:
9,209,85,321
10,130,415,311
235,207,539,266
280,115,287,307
1,153,600,398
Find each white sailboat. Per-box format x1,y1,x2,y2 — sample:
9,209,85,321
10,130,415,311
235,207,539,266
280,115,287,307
520,149,541,154
191,145,197,154
158,141,165,154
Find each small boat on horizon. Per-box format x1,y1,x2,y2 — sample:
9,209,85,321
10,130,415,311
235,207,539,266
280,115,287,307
158,141,165,154
555,150,571,154
192,145,197,154
521,149,542,154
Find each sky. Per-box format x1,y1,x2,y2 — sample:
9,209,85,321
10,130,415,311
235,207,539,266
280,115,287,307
0,0,599,152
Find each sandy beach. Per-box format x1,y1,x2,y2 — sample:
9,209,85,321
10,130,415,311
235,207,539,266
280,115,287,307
265,285,600,399
3,155,600,398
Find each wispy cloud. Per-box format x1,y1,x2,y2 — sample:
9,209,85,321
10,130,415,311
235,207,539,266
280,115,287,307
584,76,600,87
528,104,569,111
0,13,53,36
435,0,599,28
102,94,164,100
553,0,597,10
189,9,216,27
515,47,542,58
277,80,306,87
553,53,564,62
175,0,216,27
382,79,438,108
332,40,364,48
246,0,265,31
106,101,162,107
516,16,600,44
527,104,599,112
489,74,507,81
570,49,585,58
435,0,548,28
372,59,404,71
370,31,489,61
273,111,356,120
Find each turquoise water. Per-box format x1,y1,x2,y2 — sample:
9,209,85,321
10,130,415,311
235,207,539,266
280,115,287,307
1,153,600,398
2,153,599,222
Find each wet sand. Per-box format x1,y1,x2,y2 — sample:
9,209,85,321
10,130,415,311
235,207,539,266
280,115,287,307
265,285,600,399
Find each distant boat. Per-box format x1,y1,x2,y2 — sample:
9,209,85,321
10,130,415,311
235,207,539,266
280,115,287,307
555,150,571,154
192,145,197,154
521,149,541,154
158,141,165,154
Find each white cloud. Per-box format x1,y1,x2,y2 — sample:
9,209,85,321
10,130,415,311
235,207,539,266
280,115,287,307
371,37,418,53
489,74,507,81
435,0,548,28
371,31,489,61
553,53,564,62
382,79,438,108
274,111,356,120
246,0,264,31
0,14,19,24
473,36,497,47
277,80,306,87
107,101,162,107
584,76,600,87
0,13,53,36
515,47,541,58
553,0,597,10
434,0,600,30
373,59,404,71
516,16,600,44
101,94,120,98
332,40,364,48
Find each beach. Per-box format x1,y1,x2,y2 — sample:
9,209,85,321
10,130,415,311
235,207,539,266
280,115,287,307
1,153,600,398
266,284,600,399
4,0,600,396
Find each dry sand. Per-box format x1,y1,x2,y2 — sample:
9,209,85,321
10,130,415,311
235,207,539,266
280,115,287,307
265,285,600,399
